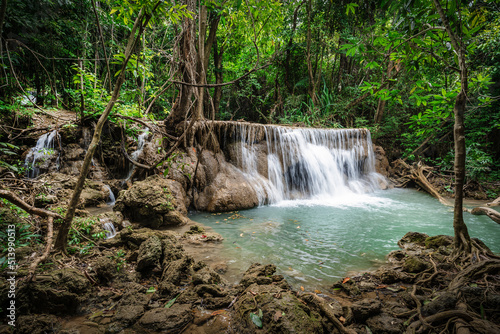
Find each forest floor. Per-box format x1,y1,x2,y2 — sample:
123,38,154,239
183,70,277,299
1,110,499,333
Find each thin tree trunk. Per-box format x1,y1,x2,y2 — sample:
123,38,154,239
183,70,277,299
433,0,471,252
284,1,303,93
55,8,151,252
213,40,224,116
0,0,7,38
306,0,317,107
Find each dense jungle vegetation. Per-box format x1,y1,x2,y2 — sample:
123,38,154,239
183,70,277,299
1,0,498,177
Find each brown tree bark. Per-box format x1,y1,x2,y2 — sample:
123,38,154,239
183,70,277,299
284,1,303,93
0,0,7,38
432,0,471,252
213,39,224,116
165,0,197,130
54,7,156,252
374,57,394,124
305,0,317,107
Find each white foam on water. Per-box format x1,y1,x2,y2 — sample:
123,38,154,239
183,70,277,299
25,130,60,178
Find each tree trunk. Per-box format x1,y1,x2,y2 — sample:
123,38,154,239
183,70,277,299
284,1,303,94
213,40,224,116
305,0,317,107
54,9,149,252
432,0,471,252
165,0,197,130
0,0,7,38
374,58,393,124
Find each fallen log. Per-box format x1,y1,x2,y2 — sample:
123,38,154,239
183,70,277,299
486,196,500,207
469,206,500,224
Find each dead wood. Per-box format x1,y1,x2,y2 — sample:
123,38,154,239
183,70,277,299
391,159,450,206
468,206,500,224
0,189,61,219
486,196,500,207
301,293,356,334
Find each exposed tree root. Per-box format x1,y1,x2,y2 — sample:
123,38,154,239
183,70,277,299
0,189,62,281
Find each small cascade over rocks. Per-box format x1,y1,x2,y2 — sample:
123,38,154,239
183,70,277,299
25,130,61,178
103,185,116,206
192,121,386,207
124,128,149,181
101,219,117,239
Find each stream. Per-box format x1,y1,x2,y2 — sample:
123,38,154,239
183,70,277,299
190,188,500,290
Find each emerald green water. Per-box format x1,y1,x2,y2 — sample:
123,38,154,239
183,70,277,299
190,189,500,289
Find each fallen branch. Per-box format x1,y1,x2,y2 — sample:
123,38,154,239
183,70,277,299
0,189,61,219
468,207,500,224
486,196,500,207
301,293,356,334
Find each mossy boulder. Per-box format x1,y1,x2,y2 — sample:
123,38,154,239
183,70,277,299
136,235,163,272
114,175,188,227
424,235,453,249
403,255,429,273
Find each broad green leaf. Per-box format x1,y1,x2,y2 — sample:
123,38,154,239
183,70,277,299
250,312,263,328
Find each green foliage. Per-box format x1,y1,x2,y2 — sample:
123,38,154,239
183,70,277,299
68,216,106,254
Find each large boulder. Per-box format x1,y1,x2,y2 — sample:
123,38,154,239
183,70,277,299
194,164,259,212
114,174,188,227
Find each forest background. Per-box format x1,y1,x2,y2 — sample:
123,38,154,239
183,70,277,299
0,0,499,191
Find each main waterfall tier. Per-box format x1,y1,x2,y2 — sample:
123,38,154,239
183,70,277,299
224,123,384,205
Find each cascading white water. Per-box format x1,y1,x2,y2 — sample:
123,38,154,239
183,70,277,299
103,185,116,206
232,124,383,205
124,128,149,181
25,130,60,178
101,219,117,239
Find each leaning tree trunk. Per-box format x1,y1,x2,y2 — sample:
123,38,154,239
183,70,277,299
54,9,150,252
433,0,471,253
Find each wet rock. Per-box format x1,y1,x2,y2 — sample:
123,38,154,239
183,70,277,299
113,305,145,326
195,164,259,212
403,255,429,273
137,304,193,332
366,313,404,334
17,268,90,314
239,263,277,288
350,298,382,322
94,256,118,283
398,232,428,250
16,314,60,334
114,175,188,228
192,266,222,285
232,283,323,334
422,292,457,316
161,256,194,285
162,238,184,264
373,145,391,177
136,235,163,272
424,235,453,249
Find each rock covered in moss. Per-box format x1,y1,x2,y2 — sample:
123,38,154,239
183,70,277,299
136,235,163,272
113,174,188,227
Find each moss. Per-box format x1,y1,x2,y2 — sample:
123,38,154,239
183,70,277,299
425,235,453,249
403,256,429,273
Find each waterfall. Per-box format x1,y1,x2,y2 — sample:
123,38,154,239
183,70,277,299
124,128,149,181
230,124,383,205
104,185,116,206
101,219,117,239
25,130,60,178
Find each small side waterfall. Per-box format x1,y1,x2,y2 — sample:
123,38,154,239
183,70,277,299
104,185,116,206
101,219,117,239
25,130,60,178
227,123,384,205
124,128,149,181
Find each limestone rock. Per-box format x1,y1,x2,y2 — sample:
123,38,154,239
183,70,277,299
195,164,259,212
350,298,382,322
138,304,193,332
114,174,188,227
136,235,163,272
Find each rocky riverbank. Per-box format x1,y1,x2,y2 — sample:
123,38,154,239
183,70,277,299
2,205,499,334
